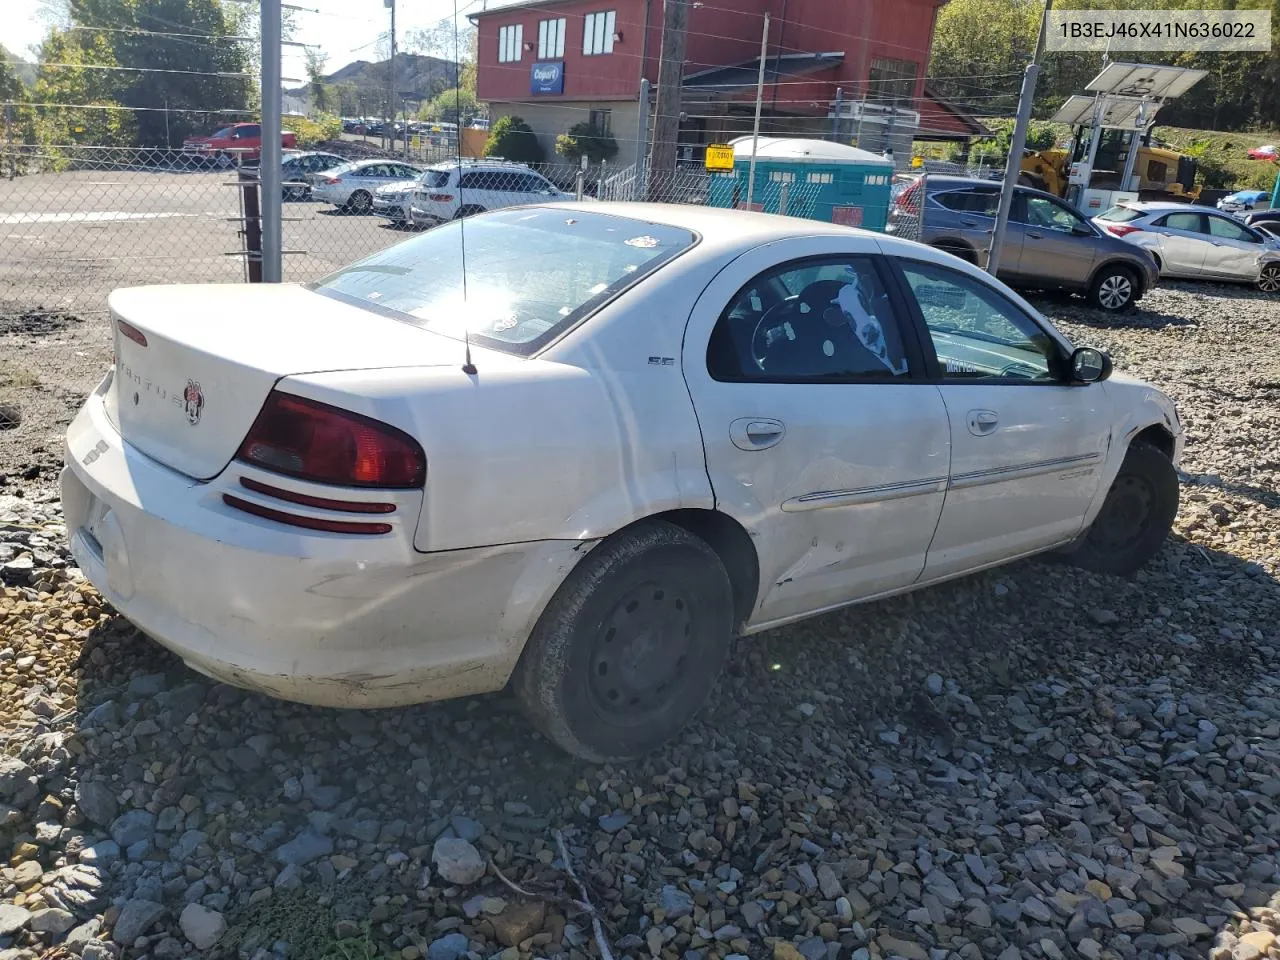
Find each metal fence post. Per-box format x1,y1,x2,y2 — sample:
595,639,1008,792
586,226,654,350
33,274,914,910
634,78,650,201
259,0,283,282
239,167,264,284
779,181,789,217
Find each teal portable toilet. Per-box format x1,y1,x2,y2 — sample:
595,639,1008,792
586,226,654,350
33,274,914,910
707,137,895,231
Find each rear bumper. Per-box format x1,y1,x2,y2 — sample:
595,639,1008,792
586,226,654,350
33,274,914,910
409,205,448,226
372,201,408,219
62,388,592,708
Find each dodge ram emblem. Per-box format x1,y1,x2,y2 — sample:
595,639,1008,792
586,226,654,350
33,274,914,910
183,380,204,425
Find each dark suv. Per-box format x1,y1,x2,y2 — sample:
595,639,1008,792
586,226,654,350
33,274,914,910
887,175,1159,312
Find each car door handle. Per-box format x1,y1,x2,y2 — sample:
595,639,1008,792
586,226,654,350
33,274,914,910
967,410,999,436
730,418,786,451
1026,231,1044,240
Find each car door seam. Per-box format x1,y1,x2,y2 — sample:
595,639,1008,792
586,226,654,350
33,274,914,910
781,476,949,512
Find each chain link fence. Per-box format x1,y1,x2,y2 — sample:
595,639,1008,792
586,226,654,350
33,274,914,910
0,139,911,475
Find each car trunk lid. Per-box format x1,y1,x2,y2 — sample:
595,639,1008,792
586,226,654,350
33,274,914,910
104,284,460,480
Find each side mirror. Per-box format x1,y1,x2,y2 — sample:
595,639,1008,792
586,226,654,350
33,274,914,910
1071,347,1112,383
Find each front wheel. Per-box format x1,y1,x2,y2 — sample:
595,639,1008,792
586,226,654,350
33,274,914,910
514,521,734,762
1066,441,1179,576
1088,265,1137,312
1257,263,1280,293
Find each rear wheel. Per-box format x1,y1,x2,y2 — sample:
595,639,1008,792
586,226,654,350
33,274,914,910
347,190,373,214
1257,263,1280,293
1088,264,1137,312
1066,441,1178,576
514,521,733,762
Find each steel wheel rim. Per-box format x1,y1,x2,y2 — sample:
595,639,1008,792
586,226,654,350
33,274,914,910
588,580,694,723
1088,473,1156,554
1259,266,1280,292
1099,275,1132,309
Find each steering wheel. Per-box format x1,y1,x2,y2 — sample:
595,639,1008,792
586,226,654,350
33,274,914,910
750,297,801,370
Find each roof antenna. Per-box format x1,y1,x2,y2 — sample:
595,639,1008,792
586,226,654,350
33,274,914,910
454,0,477,376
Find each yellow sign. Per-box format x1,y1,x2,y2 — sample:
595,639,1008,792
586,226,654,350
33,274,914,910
911,156,924,168
705,143,736,172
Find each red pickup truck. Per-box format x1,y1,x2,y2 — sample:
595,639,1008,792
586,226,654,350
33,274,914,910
181,123,298,167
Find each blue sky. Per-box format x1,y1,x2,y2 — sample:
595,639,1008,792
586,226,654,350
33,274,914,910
4,0,512,83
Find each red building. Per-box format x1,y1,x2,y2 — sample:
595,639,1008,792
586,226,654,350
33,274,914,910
472,0,984,170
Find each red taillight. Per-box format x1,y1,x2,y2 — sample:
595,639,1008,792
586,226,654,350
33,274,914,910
1103,223,1143,237
427,193,454,202
222,495,393,535
324,176,342,185
236,391,426,489
894,181,922,215
116,318,148,347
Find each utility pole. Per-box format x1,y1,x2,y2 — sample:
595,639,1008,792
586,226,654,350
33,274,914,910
385,0,396,152
987,0,1051,276
634,77,650,200
745,13,770,208
648,0,689,200
260,0,283,282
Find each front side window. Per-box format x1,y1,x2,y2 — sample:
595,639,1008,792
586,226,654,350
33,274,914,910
899,260,1058,381
239,124,260,138
311,209,695,356
1019,194,1088,233
498,23,523,63
1207,215,1258,243
538,17,566,58
583,10,617,55
707,257,912,382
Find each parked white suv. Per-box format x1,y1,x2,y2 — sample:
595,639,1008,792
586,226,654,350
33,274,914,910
409,160,574,224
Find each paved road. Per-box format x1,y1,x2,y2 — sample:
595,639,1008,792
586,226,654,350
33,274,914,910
0,167,412,318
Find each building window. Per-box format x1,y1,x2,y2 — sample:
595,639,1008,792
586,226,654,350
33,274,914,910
808,172,834,184
583,10,616,55
868,57,918,104
538,18,565,59
588,108,612,135
769,171,796,183
498,24,523,63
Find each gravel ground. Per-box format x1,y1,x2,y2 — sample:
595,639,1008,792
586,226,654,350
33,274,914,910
1,280,1278,960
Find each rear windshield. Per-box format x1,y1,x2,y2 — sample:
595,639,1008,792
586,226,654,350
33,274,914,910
422,170,452,188
1097,206,1144,223
310,208,697,356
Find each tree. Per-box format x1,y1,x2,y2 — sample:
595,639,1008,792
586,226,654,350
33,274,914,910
0,55,23,102
31,28,135,150
483,115,542,163
62,0,254,146
305,48,331,115
555,120,618,165
927,0,1041,114
420,86,476,125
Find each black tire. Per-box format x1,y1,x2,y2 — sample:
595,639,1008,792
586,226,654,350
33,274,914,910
514,521,734,762
1257,263,1280,293
1087,264,1138,312
454,204,486,219
1067,441,1179,576
347,190,373,214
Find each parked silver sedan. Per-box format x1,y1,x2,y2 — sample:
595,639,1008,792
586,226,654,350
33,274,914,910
1094,202,1280,292
312,158,422,214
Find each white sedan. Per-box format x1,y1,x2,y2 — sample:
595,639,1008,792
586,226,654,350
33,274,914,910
311,158,422,214
62,204,1182,761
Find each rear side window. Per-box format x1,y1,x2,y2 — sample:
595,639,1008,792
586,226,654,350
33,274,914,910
1157,212,1205,233
239,125,260,138
1097,206,1144,223
311,209,696,356
707,257,912,382
934,189,999,216
423,170,452,188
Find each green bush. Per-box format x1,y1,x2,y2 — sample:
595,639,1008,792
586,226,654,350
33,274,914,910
555,120,618,165
483,115,543,164
291,113,342,147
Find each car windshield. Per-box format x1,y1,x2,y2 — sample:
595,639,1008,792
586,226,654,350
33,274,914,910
311,208,697,355
1097,206,1144,223
209,126,233,139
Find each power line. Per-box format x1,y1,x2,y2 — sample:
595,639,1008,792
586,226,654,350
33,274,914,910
9,60,252,78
